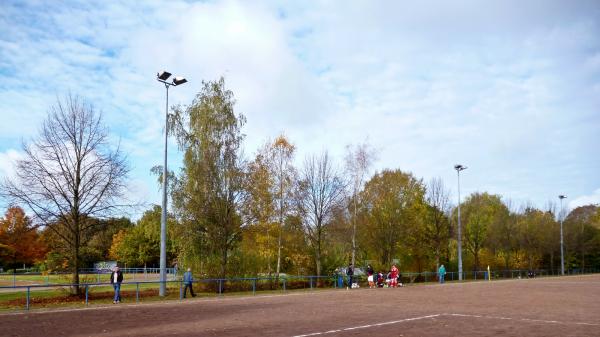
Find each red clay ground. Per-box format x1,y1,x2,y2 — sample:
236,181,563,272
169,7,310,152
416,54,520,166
1,274,598,337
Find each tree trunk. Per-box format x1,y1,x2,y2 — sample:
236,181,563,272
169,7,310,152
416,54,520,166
219,248,227,293
351,201,357,268
266,226,272,289
315,244,321,277
276,159,284,280
71,244,80,296
276,225,282,279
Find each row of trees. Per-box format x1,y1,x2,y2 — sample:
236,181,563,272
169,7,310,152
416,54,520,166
1,80,599,295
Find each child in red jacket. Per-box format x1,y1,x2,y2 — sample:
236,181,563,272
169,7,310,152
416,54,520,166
389,265,399,288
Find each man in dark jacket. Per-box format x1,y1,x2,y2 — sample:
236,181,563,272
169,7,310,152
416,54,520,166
110,266,124,304
346,264,354,289
183,268,196,298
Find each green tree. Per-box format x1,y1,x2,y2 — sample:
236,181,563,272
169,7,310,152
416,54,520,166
361,169,426,268
459,192,508,271
244,135,297,278
564,205,599,270
424,178,451,270
170,77,247,279
109,205,175,268
83,217,133,264
486,200,517,270
245,147,277,275
516,206,553,269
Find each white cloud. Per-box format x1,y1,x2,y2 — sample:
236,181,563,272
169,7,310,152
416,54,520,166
0,0,599,214
0,149,24,182
570,189,600,209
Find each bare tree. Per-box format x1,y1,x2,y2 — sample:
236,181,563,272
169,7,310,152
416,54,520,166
0,95,129,294
296,151,345,277
344,142,375,267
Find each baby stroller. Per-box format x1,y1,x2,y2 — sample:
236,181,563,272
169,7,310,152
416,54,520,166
376,272,385,288
397,273,404,287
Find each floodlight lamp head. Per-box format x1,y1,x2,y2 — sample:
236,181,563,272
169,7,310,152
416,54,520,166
558,195,567,200
454,164,467,171
157,71,172,81
172,77,187,86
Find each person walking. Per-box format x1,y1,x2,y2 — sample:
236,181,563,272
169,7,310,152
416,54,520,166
110,266,123,304
438,264,446,284
346,264,354,289
366,264,375,288
183,268,196,298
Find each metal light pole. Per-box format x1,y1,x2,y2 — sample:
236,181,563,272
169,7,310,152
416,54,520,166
559,195,567,276
454,164,467,281
156,70,187,296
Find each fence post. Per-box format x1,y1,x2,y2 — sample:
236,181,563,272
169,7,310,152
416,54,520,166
85,285,89,306
252,278,256,295
309,276,313,290
218,280,222,296
179,281,183,300
26,286,30,310
283,279,286,292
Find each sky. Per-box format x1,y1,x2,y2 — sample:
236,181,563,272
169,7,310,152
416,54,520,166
0,0,599,219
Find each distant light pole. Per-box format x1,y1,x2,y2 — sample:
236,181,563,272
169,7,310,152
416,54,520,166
156,70,187,296
454,164,467,281
558,195,567,276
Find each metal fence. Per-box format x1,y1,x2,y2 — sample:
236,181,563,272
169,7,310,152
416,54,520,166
0,275,336,311
1,268,599,312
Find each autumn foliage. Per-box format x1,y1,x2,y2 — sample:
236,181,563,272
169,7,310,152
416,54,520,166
0,206,48,269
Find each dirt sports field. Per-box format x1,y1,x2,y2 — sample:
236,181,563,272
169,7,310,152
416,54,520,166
1,274,599,337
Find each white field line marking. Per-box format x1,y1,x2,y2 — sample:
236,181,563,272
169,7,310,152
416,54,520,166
291,314,441,337
446,313,600,327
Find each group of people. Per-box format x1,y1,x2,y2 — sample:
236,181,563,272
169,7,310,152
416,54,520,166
343,263,403,289
346,263,449,289
364,264,402,288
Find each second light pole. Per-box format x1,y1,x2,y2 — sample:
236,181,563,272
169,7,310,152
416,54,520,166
454,164,467,281
558,194,567,276
156,70,187,296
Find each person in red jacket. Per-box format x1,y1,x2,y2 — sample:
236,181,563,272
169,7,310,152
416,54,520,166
390,264,399,288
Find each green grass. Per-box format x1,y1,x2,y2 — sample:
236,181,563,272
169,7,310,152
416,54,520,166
0,273,162,287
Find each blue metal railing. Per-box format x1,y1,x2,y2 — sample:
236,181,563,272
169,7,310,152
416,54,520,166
2,268,600,311
0,275,338,311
